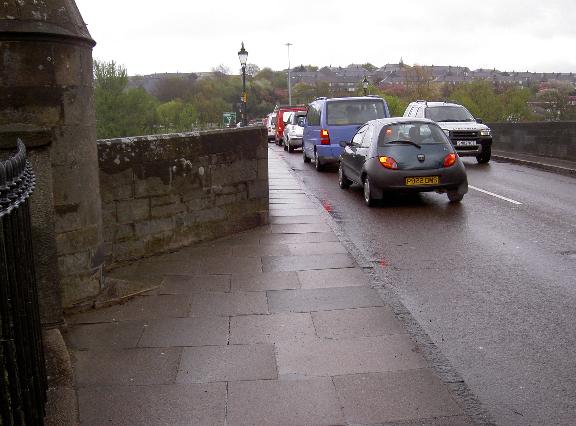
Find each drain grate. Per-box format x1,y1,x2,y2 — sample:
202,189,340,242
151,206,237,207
559,250,576,259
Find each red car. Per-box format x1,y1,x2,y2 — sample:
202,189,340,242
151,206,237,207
274,105,306,145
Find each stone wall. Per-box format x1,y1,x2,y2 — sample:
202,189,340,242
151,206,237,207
489,121,576,161
98,127,268,267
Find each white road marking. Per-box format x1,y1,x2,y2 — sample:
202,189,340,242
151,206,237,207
469,185,523,205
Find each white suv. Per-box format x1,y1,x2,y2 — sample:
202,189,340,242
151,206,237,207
404,101,493,163
283,112,306,153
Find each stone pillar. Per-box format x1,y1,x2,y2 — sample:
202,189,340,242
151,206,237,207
0,0,104,319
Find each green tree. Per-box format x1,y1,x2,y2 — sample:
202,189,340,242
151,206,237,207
94,60,159,138
157,100,199,132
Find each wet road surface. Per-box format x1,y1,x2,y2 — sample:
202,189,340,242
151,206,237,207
272,145,576,426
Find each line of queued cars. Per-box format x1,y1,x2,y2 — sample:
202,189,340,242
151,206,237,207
266,96,493,206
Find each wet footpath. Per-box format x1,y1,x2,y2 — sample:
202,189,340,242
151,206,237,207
65,147,475,425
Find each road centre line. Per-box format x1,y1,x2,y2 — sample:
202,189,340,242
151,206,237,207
469,185,522,205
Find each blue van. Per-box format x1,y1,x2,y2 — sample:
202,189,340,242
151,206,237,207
302,96,390,171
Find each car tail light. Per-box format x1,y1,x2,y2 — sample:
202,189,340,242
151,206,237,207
443,153,457,168
378,156,398,169
320,129,330,145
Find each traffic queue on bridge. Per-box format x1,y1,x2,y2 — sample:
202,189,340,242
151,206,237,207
264,95,490,206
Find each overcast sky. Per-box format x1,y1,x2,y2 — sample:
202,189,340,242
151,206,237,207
74,0,575,76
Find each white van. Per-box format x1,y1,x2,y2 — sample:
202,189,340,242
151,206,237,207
266,112,277,142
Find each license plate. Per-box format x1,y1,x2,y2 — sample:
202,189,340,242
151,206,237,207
456,140,476,146
405,176,439,186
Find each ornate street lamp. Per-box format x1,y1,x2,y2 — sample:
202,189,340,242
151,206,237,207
238,42,249,126
362,76,369,96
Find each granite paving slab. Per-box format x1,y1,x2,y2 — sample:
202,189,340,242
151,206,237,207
158,274,231,294
73,347,181,386
333,370,465,424
259,232,339,245
231,271,301,292
227,378,344,426
68,295,191,324
297,267,370,289
65,321,144,350
269,209,321,217
230,312,316,344
288,242,348,255
270,223,333,234
78,383,226,426
138,316,229,347
312,307,406,339
268,286,383,313
262,253,354,272
269,215,324,225
230,243,288,257
176,344,277,383
188,291,268,316
187,256,263,275
276,335,427,378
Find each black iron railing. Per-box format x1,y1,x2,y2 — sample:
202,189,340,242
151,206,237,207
1,140,47,425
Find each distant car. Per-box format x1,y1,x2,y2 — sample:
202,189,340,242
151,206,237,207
266,112,277,142
283,112,307,152
404,100,493,163
338,117,468,206
302,96,390,171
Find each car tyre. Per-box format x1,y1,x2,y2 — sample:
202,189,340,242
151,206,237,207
338,163,351,189
363,176,378,207
283,142,288,151
288,144,295,153
476,147,491,164
314,151,324,172
447,190,464,203
303,147,311,163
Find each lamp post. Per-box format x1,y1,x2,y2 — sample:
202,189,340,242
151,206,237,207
362,76,369,96
238,42,248,126
286,42,292,105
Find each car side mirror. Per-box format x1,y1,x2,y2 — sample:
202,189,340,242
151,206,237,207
476,118,483,124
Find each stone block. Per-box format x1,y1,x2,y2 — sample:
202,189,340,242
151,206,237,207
150,194,180,207
134,176,170,198
61,269,101,307
150,202,186,219
211,160,257,186
248,180,269,200
54,208,81,234
268,287,383,313
66,321,144,350
116,198,150,224
58,251,91,276
56,225,100,256
257,159,268,179
138,317,229,347
111,239,147,262
185,197,213,212
104,223,134,243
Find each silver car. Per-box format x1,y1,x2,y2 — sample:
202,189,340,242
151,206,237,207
283,112,307,152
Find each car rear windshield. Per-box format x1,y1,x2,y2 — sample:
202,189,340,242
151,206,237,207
326,100,386,126
425,106,474,122
378,123,448,147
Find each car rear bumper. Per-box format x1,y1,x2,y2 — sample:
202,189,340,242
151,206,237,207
287,137,303,148
365,159,468,192
316,144,343,163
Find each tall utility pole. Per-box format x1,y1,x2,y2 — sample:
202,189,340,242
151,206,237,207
286,43,292,105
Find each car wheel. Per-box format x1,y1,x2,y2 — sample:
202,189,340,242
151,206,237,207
288,144,295,153
363,176,377,207
476,147,491,164
314,151,324,172
447,190,464,203
283,142,288,151
338,163,351,189
303,147,311,163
